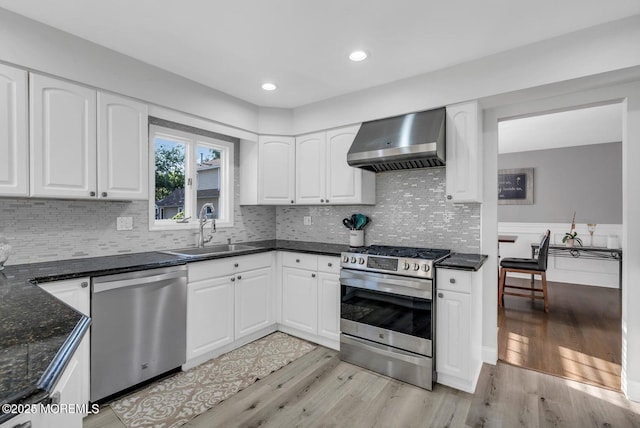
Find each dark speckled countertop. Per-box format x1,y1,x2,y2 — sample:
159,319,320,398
436,253,489,271
0,239,347,421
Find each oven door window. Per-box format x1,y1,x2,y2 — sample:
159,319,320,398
341,285,431,340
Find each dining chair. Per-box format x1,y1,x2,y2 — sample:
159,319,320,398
498,230,551,312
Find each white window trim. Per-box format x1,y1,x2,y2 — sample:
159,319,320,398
148,124,234,231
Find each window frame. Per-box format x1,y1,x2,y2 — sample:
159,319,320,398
148,124,234,231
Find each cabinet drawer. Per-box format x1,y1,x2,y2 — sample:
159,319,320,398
317,255,340,274
437,269,472,293
281,252,318,270
189,258,235,282
233,252,273,271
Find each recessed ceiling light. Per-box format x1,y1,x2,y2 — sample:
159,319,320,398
349,50,368,62
261,82,277,91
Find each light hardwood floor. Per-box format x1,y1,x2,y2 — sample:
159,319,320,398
85,347,640,428
499,278,621,390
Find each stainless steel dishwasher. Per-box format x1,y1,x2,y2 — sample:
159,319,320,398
90,265,187,402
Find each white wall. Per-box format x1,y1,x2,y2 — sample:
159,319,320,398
482,79,640,402
0,8,259,132
292,15,640,135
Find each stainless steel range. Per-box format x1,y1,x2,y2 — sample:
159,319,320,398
339,245,450,390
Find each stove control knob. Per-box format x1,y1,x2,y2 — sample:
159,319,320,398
342,255,349,263
422,264,430,272
358,257,365,264
412,263,420,271
350,257,357,263
402,262,410,270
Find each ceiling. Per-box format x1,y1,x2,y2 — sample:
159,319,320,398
1,1,639,108
498,103,623,154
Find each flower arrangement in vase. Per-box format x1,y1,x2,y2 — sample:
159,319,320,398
562,212,583,247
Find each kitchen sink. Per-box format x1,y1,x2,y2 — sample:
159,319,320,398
161,244,262,258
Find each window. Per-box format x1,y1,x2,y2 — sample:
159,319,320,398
149,125,234,230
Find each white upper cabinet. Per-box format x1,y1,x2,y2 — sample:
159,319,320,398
295,125,375,205
325,125,375,204
258,136,296,204
445,101,482,203
97,92,148,200
295,132,326,204
30,73,97,199
0,64,28,196
30,73,148,200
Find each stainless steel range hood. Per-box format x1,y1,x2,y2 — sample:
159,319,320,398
347,108,445,172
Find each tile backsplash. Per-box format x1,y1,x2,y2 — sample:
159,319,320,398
1,167,479,265
276,168,480,253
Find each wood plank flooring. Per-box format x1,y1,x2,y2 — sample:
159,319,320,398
85,347,640,428
498,278,621,390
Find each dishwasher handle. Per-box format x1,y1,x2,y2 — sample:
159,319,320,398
93,268,187,293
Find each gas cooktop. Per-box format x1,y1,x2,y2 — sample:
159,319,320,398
341,245,451,279
348,245,451,260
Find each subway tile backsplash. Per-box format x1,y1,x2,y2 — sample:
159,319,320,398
1,168,479,265
276,168,480,253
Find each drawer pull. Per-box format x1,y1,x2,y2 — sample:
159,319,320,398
328,263,332,267
81,281,88,288
296,259,300,263
234,263,239,268
438,293,444,298
237,275,242,280
311,273,316,278
450,278,456,284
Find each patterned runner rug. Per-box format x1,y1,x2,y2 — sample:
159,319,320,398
110,332,316,428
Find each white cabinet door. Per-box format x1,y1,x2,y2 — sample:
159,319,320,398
234,267,273,339
30,74,97,199
46,347,84,428
0,64,28,196
317,272,340,342
281,267,318,335
258,136,295,205
436,289,470,380
445,101,482,203
97,92,148,200
326,125,374,204
295,132,326,204
38,278,90,413
186,276,234,360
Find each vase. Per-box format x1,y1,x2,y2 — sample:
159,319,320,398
0,235,11,271
565,238,575,247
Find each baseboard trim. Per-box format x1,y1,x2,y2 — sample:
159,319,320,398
277,324,339,351
482,346,498,365
624,377,640,403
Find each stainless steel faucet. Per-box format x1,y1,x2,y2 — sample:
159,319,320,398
198,203,216,247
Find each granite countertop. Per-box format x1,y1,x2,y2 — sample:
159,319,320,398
436,253,489,271
0,239,347,419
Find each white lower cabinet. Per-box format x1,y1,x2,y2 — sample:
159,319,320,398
436,267,483,393
281,266,318,334
36,278,90,427
234,267,273,339
185,252,275,366
279,252,341,349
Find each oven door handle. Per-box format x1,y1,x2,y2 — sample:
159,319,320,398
340,269,432,299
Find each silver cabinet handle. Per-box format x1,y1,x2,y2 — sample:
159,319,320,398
447,195,452,200
291,200,294,204
230,277,235,282
450,278,456,284
438,293,444,298
234,263,239,268
237,275,242,280
90,191,96,196
320,199,324,202
81,281,88,288
328,263,332,267
326,199,329,203
296,259,300,263
312,273,316,278
102,192,108,197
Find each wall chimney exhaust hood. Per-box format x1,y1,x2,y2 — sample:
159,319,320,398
347,108,445,172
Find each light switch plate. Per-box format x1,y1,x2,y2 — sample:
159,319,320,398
116,216,133,231
303,216,312,226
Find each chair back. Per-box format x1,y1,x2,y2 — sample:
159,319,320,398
537,230,551,271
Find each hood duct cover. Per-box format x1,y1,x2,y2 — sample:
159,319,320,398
347,108,446,172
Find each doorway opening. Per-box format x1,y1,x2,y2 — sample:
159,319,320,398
496,101,623,391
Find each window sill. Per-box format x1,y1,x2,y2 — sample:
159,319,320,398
149,220,234,232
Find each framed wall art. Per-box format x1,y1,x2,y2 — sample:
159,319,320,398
498,168,533,205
